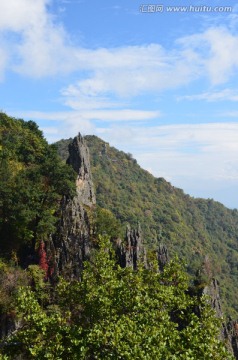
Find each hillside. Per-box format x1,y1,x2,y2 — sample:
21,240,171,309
56,135,238,317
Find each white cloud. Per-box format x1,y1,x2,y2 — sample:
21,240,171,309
9,108,160,143
0,45,8,80
164,123,238,157
62,44,200,102
0,0,80,77
15,109,160,122
179,27,238,85
202,28,238,84
222,111,238,118
1,1,238,103
178,88,238,102
0,0,48,32
59,28,238,109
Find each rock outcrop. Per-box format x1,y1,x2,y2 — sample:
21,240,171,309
50,133,96,279
227,319,238,359
67,134,96,206
201,277,238,358
117,223,146,269
203,278,223,319
157,242,169,270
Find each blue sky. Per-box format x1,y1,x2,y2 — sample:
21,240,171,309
1,0,238,208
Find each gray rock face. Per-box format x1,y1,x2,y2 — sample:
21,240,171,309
116,226,170,272
51,133,96,279
117,223,146,270
227,320,238,359
67,134,96,206
202,278,238,358
203,278,223,319
157,243,169,271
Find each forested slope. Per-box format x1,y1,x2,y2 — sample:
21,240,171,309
56,135,238,317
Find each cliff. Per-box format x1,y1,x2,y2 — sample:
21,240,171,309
50,134,96,279
116,223,145,269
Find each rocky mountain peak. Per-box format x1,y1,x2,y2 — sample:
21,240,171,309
51,133,96,279
67,133,96,206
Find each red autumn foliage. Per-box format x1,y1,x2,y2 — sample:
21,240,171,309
38,241,49,278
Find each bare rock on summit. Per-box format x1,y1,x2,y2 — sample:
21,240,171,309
67,133,96,206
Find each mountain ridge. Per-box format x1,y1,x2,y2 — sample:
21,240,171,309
55,134,238,317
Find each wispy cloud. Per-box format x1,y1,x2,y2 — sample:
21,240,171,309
221,111,238,118
16,109,160,122
179,27,238,85
10,109,160,142
178,88,238,102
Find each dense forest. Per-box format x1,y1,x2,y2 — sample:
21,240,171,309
0,113,76,259
0,112,237,359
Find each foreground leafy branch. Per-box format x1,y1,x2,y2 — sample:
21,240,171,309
1,236,233,359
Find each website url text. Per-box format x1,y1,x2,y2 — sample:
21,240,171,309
140,4,233,13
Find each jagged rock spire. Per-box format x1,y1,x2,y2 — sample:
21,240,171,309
117,223,146,270
51,133,96,279
157,243,169,271
67,133,96,206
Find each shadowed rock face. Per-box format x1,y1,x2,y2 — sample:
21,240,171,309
227,320,238,359
116,224,169,272
51,133,96,279
157,243,169,271
117,223,146,270
202,278,238,358
203,278,223,319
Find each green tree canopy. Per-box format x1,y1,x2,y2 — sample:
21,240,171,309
0,113,76,257
2,236,232,359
